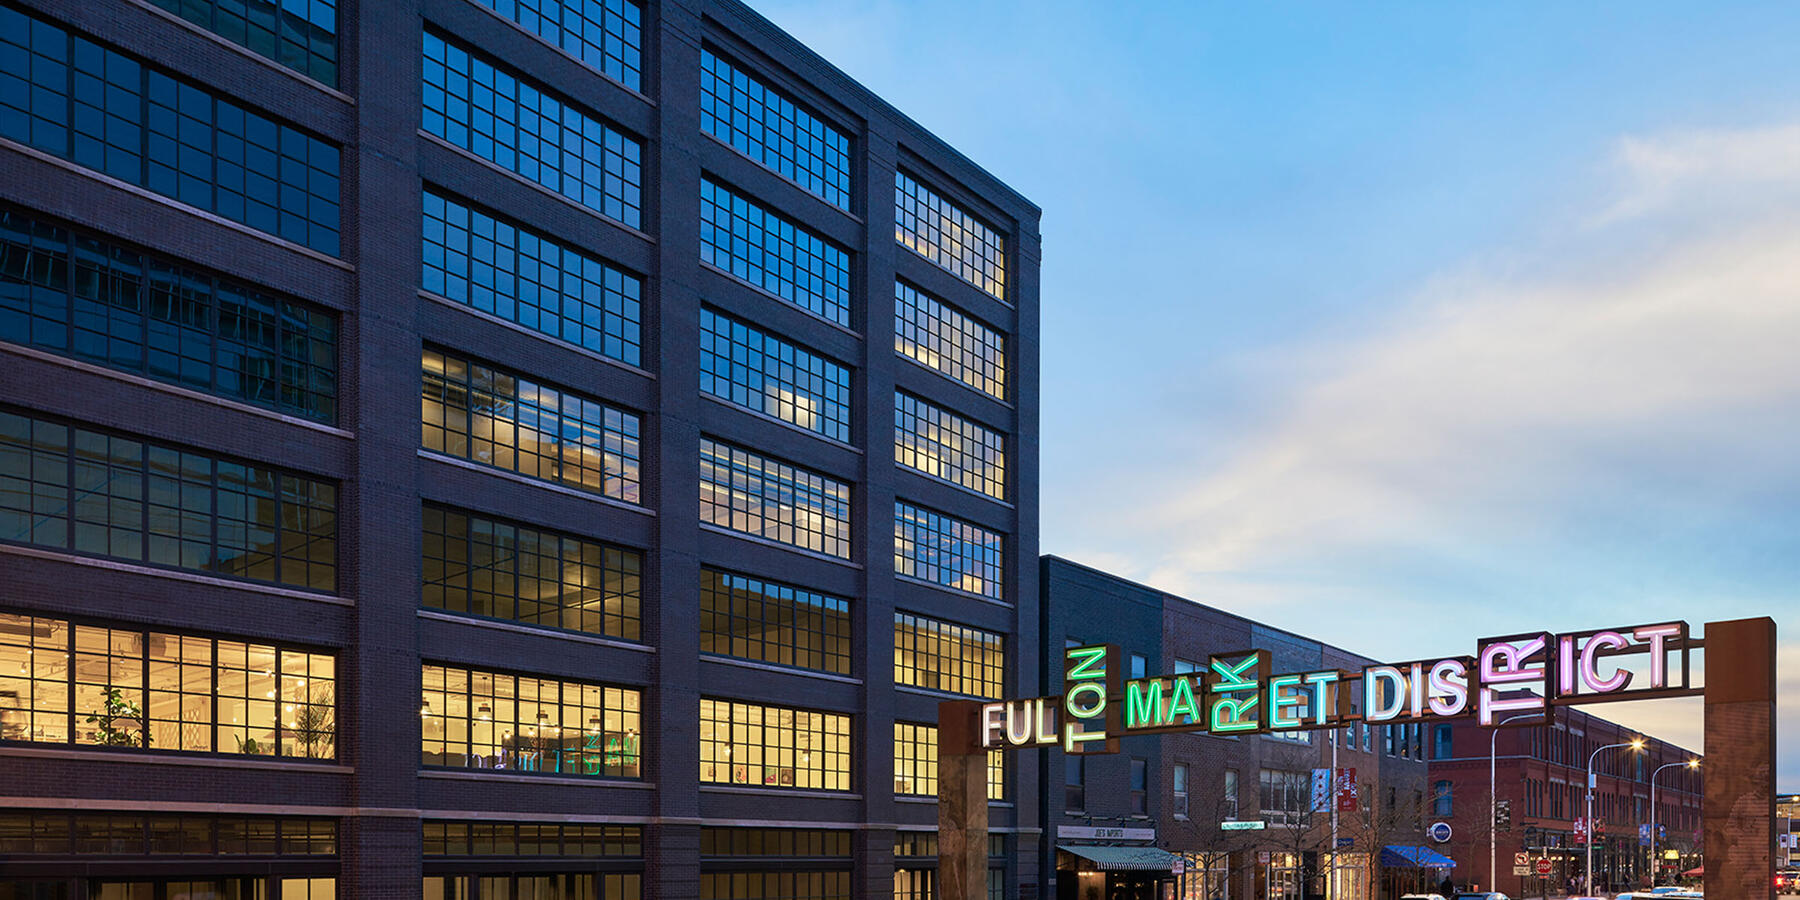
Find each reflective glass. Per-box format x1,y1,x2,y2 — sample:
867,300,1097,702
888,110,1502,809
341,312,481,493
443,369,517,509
699,438,850,559
700,49,850,209
699,568,850,675
894,171,1004,300
423,32,642,229
894,279,1004,400
474,0,641,91
893,500,1002,601
894,392,1006,500
699,307,849,442
699,178,850,326
146,0,338,86
0,6,340,254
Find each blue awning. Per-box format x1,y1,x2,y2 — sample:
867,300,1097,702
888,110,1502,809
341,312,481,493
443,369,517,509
1381,845,1456,869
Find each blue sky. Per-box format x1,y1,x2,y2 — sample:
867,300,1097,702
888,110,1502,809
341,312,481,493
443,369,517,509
746,1,1800,785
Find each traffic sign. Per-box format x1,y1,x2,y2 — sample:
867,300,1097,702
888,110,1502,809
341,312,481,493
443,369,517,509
1514,853,1530,867
1536,858,1554,876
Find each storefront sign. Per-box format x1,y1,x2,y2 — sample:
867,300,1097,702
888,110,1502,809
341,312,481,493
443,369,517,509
1058,825,1155,841
1221,820,1266,831
977,621,1695,752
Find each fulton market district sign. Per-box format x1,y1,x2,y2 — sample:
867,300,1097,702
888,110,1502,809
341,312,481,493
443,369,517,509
931,617,1778,900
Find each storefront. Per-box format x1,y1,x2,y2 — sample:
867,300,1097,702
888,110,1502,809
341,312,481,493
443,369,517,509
1057,843,1181,900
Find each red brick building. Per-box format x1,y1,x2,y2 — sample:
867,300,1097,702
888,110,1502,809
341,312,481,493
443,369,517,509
1425,707,1702,897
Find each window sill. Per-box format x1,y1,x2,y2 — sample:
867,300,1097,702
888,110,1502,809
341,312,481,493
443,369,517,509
895,352,1013,410
420,133,657,246
696,259,862,341
0,744,351,772
0,544,352,606
417,450,655,516
699,394,862,455
700,654,859,684
895,464,1015,509
893,574,1012,609
699,785,860,800
416,609,654,652
418,290,656,380
697,523,862,569
895,685,996,703
699,132,861,224
421,769,653,789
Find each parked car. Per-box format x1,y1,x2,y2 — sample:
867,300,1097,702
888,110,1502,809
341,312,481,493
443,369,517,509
1400,894,1447,900
1451,893,1509,900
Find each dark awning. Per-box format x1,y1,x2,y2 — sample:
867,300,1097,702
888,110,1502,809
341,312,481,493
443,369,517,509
1058,844,1180,872
1381,845,1456,869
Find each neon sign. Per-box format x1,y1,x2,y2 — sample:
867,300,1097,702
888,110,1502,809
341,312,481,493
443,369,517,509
978,621,1695,751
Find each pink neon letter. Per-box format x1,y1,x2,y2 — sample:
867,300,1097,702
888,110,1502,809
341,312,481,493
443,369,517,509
1478,637,1546,725
1558,635,1578,696
1579,631,1631,693
1634,623,1682,688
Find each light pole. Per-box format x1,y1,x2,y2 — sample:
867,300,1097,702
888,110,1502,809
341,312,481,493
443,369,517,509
1587,738,1644,897
1490,714,1537,891
1648,759,1698,888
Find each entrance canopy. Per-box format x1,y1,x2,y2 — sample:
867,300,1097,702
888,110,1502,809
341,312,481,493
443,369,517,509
1380,845,1456,869
1058,844,1180,872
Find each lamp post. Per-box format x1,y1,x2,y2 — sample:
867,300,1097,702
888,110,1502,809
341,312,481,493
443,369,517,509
1586,738,1644,897
1648,759,1698,888
1490,714,1537,891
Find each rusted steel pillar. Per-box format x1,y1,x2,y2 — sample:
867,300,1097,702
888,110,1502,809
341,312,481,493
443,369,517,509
1702,617,1776,900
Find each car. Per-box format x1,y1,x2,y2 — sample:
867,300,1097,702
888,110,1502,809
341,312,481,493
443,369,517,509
1400,894,1447,900
1451,893,1509,900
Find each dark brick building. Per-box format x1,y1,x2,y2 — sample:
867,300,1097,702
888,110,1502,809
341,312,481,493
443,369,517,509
1038,557,1430,900
0,0,1041,896
1425,708,1702,896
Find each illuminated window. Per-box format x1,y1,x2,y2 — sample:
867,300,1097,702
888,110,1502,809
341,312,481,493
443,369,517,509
698,698,849,791
0,207,340,423
0,611,334,758
700,568,851,675
893,722,1004,800
422,191,642,365
700,49,851,210
894,280,1005,400
0,6,340,254
700,439,851,559
700,308,851,442
423,32,642,228
893,501,1003,601
894,392,1005,500
422,349,642,502
0,409,337,591
700,179,851,326
472,0,642,91
146,0,338,85
893,612,1003,699
419,663,642,778
421,505,642,641
894,172,1005,300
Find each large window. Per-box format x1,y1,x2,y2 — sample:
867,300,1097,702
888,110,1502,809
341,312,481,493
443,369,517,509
0,810,335,856
700,829,851,900
894,280,1005,400
1259,769,1309,826
892,722,1004,800
894,392,1006,500
893,501,1003,601
1432,780,1453,816
700,179,851,326
422,349,642,502
472,0,642,91
1173,763,1189,818
700,438,851,558
0,206,339,423
0,6,341,254
700,308,850,442
0,408,337,591
424,819,642,899
1433,723,1454,759
421,505,642,641
700,568,850,675
0,611,335,758
1131,757,1149,816
892,612,1003,699
1224,769,1239,818
700,49,851,210
894,172,1005,301
423,32,642,229
146,0,338,86
419,663,642,778
424,821,640,857
698,698,849,791
422,190,642,366
1065,753,1085,812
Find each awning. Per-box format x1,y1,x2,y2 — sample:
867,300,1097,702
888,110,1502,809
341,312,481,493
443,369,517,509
1380,845,1456,869
1058,844,1181,872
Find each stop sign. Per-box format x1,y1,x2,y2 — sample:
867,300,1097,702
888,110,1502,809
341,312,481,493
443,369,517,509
1535,858,1553,877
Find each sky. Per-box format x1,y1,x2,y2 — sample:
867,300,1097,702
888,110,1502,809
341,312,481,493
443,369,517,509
745,1,1800,785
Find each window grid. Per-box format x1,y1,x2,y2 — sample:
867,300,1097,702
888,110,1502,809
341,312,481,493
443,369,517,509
891,722,1006,801
146,0,338,86
700,872,850,900
894,171,1005,300
699,567,851,675
700,49,851,210
699,178,851,326
0,6,341,254
423,821,642,857
423,32,642,229
700,307,850,442
893,500,1003,601
700,438,851,559
420,663,642,778
421,504,642,641
422,190,642,366
0,811,335,856
473,0,642,91
0,207,340,423
0,409,337,591
894,391,1006,500
0,611,334,758
698,698,850,791
893,612,1004,699
894,280,1005,400
422,348,642,502
700,828,851,857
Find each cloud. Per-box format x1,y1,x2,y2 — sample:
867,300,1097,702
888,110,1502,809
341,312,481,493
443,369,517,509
1594,123,1800,225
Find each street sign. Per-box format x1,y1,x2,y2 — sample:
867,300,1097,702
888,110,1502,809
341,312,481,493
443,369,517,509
1221,820,1266,831
1514,866,1530,876
1536,858,1554,876
1337,837,1354,849
1514,853,1530,867
1427,821,1453,843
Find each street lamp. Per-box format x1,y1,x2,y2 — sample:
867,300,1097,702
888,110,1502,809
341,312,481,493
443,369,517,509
1587,738,1645,897
1648,759,1698,888
1490,713,1538,891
